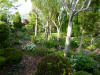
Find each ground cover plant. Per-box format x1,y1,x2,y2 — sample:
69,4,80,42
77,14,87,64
0,0,100,75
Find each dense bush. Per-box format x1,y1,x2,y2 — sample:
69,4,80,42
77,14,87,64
24,46,54,56
70,40,78,49
74,71,92,75
13,12,23,29
40,36,65,49
4,48,23,65
87,44,97,51
93,69,100,75
34,54,72,75
69,52,95,73
0,21,9,43
56,50,73,57
93,54,100,63
0,56,6,68
0,48,23,65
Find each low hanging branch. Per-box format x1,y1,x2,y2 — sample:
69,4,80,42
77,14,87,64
61,0,92,56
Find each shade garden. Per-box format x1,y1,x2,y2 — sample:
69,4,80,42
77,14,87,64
0,0,100,75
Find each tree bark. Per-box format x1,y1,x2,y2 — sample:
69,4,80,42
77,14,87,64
49,25,52,36
35,8,38,37
91,35,94,44
64,15,73,57
57,27,60,41
45,21,49,40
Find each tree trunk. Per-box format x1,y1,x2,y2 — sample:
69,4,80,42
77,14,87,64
57,27,60,41
45,21,49,40
91,35,94,44
64,15,73,57
49,25,52,36
35,8,38,37
78,30,84,52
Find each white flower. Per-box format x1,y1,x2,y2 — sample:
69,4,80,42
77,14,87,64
22,41,36,51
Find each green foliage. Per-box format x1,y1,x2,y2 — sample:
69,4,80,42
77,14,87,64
56,50,73,57
0,13,7,22
70,39,78,49
92,54,100,63
93,69,100,75
24,46,54,56
73,14,81,37
74,71,92,75
13,12,23,29
0,21,9,43
4,48,23,65
0,48,23,65
0,49,4,56
22,41,36,50
34,54,72,75
87,44,97,51
69,52,95,72
0,56,6,68
40,36,65,49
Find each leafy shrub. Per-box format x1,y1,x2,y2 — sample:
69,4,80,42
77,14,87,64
87,44,97,51
92,54,100,63
69,52,95,72
34,54,72,75
56,50,73,57
0,21,9,43
0,56,6,68
13,12,23,29
24,46,54,56
74,71,92,75
70,40,78,49
93,69,100,75
22,41,36,51
0,49,4,56
1,48,23,65
40,36,65,49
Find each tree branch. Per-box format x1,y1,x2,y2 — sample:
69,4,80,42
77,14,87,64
62,0,69,14
74,0,91,15
52,20,57,28
74,0,80,11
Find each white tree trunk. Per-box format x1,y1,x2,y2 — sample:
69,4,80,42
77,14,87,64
49,25,52,36
64,15,73,56
45,21,49,40
35,9,38,37
57,27,60,41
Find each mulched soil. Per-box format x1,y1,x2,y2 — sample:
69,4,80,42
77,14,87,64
0,39,100,75
0,40,43,75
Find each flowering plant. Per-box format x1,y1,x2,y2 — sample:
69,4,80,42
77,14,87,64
22,41,36,50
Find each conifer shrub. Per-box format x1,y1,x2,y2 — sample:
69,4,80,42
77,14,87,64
74,71,92,75
0,48,23,65
34,54,73,75
0,21,9,43
0,56,6,68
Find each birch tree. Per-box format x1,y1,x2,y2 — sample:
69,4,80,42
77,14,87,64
61,0,92,56
35,8,38,37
